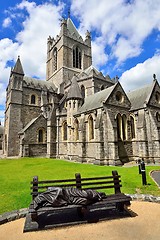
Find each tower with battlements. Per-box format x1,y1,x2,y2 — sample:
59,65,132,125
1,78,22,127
46,18,92,93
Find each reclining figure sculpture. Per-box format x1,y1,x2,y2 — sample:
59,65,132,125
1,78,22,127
33,187,106,210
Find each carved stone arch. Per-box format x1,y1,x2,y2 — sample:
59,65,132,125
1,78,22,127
37,128,45,143
30,93,38,105
72,43,82,51
155,111,160,122
101,84,105,91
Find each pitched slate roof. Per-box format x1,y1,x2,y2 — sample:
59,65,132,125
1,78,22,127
127,81,155,111
67,75,82,100
19,117,39,134
83,65,100,76
77,65,104,79
76,84,116,114
23,76,57,92
78,66,113,84
12,56,24,75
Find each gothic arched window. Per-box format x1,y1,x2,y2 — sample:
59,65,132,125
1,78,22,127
81,85,85,99
156,112,160,122
53,47,57,72
73,46,81,69
62,121,67,141
116,114,127,140
31,94,36,104
122,115,127,140
130,116,135,139
88,115,94,140
74,118,79,141
38,129,44,143
101,85,105,90
116,114,122,140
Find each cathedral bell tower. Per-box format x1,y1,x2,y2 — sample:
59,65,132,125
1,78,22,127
46,17,92,94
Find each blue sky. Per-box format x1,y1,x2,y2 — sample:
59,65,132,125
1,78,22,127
0,0,160,125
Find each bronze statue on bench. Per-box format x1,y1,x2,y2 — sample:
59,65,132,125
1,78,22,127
33,187,106,210
28,171,132,223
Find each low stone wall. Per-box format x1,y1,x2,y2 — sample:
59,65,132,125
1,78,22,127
126,194,160,203
0,208,28,225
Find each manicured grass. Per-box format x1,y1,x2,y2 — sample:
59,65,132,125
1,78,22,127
0,157,160,214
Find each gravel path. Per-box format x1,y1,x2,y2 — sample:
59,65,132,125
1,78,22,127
0,201,160,240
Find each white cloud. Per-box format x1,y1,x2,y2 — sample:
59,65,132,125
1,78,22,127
17,0,36,11
0,1,64,81
112,37,142,63
2,17,12,28
92,37,108,68
0,62,11,86
0,0,64,121
0,82,6,106
15,1,63,78
0,38,19,101
0,1,63,89
119,53,160,92
71,0,160,65
0,109,5,126
0,38,19,63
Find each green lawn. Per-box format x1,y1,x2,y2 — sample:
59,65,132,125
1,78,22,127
0,157,160,214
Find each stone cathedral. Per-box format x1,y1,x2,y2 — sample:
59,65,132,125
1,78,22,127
3,17,160,165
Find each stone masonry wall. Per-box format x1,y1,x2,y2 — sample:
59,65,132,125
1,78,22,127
23,116,47,156
7,104,23,156
21,87,41,126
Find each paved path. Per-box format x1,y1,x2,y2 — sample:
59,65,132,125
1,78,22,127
0,201,160,240
150,170,160,187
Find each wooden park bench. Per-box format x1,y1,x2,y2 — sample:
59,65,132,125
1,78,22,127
29,170,131,222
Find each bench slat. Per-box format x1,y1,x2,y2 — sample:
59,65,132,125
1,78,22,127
31,183,77,190
77,179,121,186
31,184,122,195
31,175,121,185
79,175,120,181
31,178,76,184
80,184,122,190
30,179,121,190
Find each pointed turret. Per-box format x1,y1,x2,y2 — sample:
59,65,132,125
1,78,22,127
67,76,82,100
9,56,24,91
60,18,67,36
85,30,91,46
11,56,24,76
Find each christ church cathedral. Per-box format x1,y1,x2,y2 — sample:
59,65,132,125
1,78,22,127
3,17,160,165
